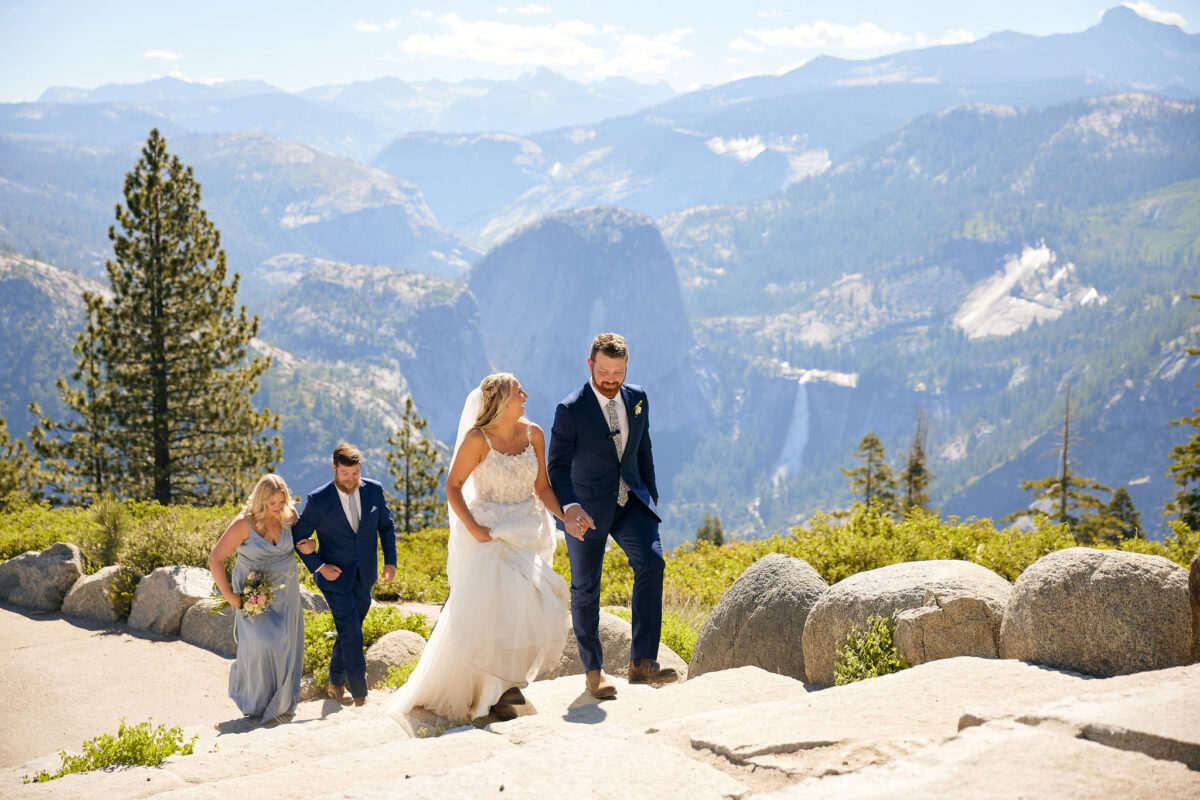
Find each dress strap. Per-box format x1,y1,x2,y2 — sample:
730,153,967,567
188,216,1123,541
479,428,493,449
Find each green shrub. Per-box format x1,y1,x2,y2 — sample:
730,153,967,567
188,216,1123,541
107,565,141,620
24,718,196,783
377,659,419,690
834,614,910,685
303,607,431,689
0,497,95,562
607,606,699,663
116,505,234,575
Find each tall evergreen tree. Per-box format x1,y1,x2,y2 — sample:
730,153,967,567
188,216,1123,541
842,432,897,511
1167,294,1200,529
33,129,280,505
1005,386,1113,541
0,405,42,509
1104,486,1142,542
386,397,447,535
695,512,724,546
899,409,933,514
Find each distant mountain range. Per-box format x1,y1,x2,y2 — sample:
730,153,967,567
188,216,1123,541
2,6,1198,545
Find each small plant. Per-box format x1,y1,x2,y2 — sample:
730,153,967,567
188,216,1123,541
105,565,140,620
23,718,197,783
607,606,699,663
304,607,432,689
376,659,420,690
416,718,480,738
834,614,910,685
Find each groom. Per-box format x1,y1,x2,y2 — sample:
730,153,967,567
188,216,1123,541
548,333,678,699
294,443,396,706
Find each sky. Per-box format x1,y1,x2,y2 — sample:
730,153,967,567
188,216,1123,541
0,1,1196,102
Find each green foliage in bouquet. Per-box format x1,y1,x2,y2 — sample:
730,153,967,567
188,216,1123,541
24,718,197,783
834,615,909,686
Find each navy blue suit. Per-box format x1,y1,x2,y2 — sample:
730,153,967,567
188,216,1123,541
293,478,396,698
548,382,663,672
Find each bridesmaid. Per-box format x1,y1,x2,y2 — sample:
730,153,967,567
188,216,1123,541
208,474,309,722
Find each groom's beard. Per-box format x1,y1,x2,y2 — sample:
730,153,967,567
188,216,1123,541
592,379,622,398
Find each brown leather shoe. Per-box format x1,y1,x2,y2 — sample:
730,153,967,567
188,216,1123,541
352,695,367,707
585,669,617,699
327,683,351,705
498,686,526,705
628,658,679,685
489,702,517,721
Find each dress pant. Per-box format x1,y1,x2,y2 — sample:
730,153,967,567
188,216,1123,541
565,498,664,672
325,576,372,698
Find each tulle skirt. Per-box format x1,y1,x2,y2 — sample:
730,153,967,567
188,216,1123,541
385,498,569,721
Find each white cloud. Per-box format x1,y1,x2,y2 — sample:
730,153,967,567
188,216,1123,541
412,10,434,20
742,20,911,50
516,3,552,13
940,29,976,45
756,10,787,18
1123,2,1187,27
401,12,604,66
588,27,693,79
730,37,765,53
353,20,381,33
144,49,182,61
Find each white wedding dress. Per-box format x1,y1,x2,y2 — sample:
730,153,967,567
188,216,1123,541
385,413,569,721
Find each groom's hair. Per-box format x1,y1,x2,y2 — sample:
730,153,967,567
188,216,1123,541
590,332,628,361
332,442,362,467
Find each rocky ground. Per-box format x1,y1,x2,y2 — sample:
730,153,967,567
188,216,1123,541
2,600,1196,799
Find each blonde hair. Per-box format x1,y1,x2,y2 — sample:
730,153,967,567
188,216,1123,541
242,474,296,532
473,372,518,429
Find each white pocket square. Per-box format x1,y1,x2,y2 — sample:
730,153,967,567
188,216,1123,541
370,505,377,513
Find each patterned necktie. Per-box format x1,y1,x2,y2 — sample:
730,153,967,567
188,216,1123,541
348,491,360,530
606,398,629,507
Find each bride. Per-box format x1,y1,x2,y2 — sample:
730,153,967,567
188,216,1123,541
385,372,571,721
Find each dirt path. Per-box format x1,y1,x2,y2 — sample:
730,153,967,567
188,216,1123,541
0,603,234,769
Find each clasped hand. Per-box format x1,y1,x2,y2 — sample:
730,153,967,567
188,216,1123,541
565,508,595,541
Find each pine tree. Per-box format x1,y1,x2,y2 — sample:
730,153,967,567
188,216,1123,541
32,129,280,505
1005,386,1113,542
695,512,724,546
842,432,897,512
386,397,447,535
1166,294,1200,529
1104,486,1142,542
0,405,42,509
899,410,933,514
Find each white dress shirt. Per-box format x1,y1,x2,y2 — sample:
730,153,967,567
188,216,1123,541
589,380,628,452
336,483,361,529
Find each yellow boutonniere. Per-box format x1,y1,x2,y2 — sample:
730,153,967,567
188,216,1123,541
633,400,643,416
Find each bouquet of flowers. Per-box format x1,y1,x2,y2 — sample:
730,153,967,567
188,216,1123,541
209,571,284,617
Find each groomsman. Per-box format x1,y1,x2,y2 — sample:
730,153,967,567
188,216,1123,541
294,443,396,705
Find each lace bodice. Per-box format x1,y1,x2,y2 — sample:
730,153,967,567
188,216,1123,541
472,427,538,505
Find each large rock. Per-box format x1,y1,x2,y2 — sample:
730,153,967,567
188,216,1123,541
365,629,426,688
1190,546,1199,663
802,560,1012,687
0,542,84,611
689,553,827,681
537,610,688,681
127,565,213,636
181,598,237,657
300,586,329,614
1000,547,1191,677
61,564,135,622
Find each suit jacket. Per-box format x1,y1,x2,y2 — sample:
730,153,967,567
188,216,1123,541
293,478,396,594
548,381,660,537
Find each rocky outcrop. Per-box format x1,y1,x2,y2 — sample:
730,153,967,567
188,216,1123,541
689,553,827,681
537,611,687,681
61,564,135,622
1000,547,1191,677
365,629,426,688
0,542,83,611
127,565,213,636
1190,546,1199,663
802,560,1012,686
300,586,329,614
181,599,237,657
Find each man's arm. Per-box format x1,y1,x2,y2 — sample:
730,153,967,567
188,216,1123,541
292,493,324,576
636,392,658,505
376,484,397,581
547,402,580,510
